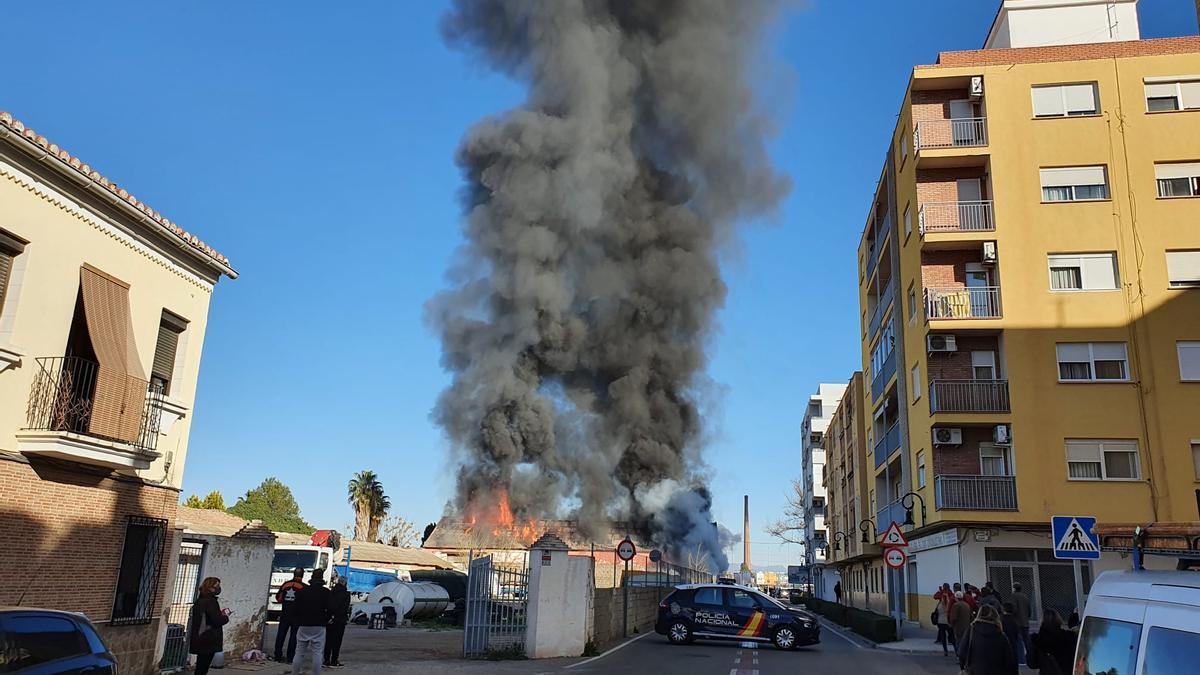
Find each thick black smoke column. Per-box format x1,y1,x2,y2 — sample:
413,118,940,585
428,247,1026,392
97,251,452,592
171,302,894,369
431,0,790,571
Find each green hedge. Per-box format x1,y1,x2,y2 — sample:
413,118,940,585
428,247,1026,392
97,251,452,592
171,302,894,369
799,598,898,643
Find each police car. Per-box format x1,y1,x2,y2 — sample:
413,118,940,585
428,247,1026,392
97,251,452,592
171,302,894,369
654,583,820,650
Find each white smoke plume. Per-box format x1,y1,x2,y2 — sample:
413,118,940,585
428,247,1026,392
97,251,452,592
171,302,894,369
430,0,791,572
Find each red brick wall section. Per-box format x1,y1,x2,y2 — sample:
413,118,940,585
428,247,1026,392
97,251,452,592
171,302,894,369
921,249,983,288
911,90,969,126
0,455,179,674
926,335,999,381
920,36,1200,70
931,427,993,476
916,168,988,204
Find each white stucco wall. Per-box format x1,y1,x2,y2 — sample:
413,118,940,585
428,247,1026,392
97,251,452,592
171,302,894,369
186,534,275,658
525,549,593,659
985,0,1140,49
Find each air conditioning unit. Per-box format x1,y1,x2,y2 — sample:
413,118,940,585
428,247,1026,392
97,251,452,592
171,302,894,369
993,425,1012,445
927,334,958,353
934,428,963,446
983,241,998,264
970,76,984,99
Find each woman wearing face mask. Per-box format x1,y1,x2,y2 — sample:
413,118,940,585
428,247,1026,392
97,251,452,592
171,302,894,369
189,577,231,675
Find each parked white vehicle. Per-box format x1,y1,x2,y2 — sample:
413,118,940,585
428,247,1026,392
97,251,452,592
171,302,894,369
267,544,334,619
1074,569,1200,674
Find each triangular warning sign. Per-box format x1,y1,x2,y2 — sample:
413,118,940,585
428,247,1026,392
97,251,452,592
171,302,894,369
880,522,909,548
1055,518,1098,553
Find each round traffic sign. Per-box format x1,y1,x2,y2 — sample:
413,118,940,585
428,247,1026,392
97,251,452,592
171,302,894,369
884,547,906,570
617,537,637,561
649,548,662,563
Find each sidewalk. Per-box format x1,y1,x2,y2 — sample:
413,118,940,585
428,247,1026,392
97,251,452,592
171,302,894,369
877,622,955,656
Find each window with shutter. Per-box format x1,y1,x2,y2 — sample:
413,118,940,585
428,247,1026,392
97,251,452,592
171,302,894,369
1067,440,1140,480
1056,342,1128,382
1032,83,1098,117
1144,79,1200,111
1048,253,1118,291
0,230,27,317
1155,163,1200,198
1178,342,1200,382
1040,166,1109,201
150,311,188,396
1166,251,1200,289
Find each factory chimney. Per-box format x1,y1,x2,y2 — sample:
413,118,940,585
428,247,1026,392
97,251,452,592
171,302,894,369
740,495,751,573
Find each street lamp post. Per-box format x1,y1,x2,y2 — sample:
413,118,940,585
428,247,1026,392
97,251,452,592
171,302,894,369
832,530,851,552
900,492,928,528
859,518,877,544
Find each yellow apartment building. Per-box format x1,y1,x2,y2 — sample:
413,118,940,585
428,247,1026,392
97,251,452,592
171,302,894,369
855,0,1200,629
0,111,235,672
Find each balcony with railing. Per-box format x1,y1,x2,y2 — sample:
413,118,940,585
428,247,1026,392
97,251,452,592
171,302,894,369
925,286,1002,320
929,379,1010,414
915,118,988,151
935,475,1017,511
873,423,901,469
876,499,908,532
919,201,995,235
867,280,895,340
19,356,163,469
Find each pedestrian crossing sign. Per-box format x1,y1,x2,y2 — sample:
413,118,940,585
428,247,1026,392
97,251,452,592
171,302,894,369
1052,516,1100,560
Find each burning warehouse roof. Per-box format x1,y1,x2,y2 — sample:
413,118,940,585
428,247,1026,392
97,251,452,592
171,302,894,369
422,517,653,554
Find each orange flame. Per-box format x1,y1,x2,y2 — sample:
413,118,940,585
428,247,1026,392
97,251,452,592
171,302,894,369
463,486,541,545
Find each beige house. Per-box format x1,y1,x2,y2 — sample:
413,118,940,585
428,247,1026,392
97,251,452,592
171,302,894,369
0,111,235,673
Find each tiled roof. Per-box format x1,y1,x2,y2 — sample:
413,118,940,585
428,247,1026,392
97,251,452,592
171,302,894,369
422,517,653,552
178,506,276,540
0,111,233,271
918,36,1200,70
340,540,455,569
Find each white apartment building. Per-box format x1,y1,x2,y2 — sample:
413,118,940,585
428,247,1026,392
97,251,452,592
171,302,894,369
801,382,848,600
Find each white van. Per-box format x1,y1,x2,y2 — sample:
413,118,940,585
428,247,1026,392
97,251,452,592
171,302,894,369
1074,570,1200,674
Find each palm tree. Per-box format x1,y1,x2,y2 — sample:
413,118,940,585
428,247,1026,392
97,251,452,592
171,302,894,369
367,488,390,541
347,470,380,540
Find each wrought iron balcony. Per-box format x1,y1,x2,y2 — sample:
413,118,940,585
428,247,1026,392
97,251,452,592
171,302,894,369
919,201,995,234
914,118,988,151
925,286,1002,319
935,475,1017,511
24,356,162,454
929,379,1010,414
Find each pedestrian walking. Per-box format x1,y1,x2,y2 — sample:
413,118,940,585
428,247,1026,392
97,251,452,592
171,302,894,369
324,576,351,669
949,591,972,646
957,605,1018,675
1031,610,1077,675
1010,582,1032,664
978,585,1002,611
985,580,1004,604
834,580,842,604
292,568,332,675
189,577,230,675
934,584,954,655
275,567,307,662
1000,602,1022,665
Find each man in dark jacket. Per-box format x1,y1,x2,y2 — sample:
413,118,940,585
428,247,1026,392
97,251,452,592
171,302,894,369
323,576,352,668
1011,582,1033,664
292,569,332,675
958,605,1018,675
275,568,306,662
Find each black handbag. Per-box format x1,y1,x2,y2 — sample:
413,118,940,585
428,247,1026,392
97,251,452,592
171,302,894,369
931,608,940,625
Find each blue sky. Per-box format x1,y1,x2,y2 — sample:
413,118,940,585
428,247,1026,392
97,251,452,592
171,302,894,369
3,1,1194,567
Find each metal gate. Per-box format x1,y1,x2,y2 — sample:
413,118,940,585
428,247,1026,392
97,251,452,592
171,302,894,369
463,554,529,659
161,542,204,671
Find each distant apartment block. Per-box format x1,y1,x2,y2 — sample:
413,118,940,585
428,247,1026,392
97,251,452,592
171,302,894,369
800,381,848,600
851,0,1200,628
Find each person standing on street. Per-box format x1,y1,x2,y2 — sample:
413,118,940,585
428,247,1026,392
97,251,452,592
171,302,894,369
275,568,307,662
949,591,972,647
1031,610,1077,675
1001,602,1022,665
834,580,842,604
292,569,332,675
1011,582,1033,664
189,577,230,675
934,584,954,655
324,576,351,669
957,605,1018,675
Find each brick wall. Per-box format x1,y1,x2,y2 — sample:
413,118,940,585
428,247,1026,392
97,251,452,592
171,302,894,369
921,36,1200,69
591,587,661,650
911,89,969,125
0,454,179,674
921,249,983,288
926,335,999,381
916,168,988,203
932,427,993,476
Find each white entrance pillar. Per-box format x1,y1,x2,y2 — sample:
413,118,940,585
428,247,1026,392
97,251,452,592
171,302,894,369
525,532,594,658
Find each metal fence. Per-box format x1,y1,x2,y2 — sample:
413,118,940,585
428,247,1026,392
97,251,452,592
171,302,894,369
915,118,988,150
935,475,1018,510
161,542,203,670
929,380,1011,413
925,286,1002,319
464,554,529,659
25,355,163,452
919,201,995,234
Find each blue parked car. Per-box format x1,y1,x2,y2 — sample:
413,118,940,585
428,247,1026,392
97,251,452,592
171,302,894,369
0,608,116,674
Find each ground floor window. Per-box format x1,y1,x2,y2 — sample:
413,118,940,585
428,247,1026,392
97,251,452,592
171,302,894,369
111,516,168,625
985,547,1091,625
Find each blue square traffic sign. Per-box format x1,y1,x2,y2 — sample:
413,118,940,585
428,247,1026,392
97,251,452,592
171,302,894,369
1052,516,1100,560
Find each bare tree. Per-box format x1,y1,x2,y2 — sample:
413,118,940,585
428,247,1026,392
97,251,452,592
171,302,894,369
381,515,419,548
764,478,806,546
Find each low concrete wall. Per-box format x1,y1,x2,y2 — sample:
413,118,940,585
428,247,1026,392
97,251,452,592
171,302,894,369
592,587,661,649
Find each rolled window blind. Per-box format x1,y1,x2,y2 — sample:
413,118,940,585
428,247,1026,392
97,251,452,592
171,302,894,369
1081,254,1118,289
1167,251,1200,285
0,251,12,315
1182,81,1200,109
152,325,179,387
1144,82,1178,98
79,265,146,443
1040,166,1106,187
1154,163,1200,180
1063,84,1097,112
1032,86,1065,116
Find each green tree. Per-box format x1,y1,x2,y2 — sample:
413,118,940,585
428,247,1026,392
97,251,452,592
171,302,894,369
181,491,225,510
348,470,386,540
228,478,314,534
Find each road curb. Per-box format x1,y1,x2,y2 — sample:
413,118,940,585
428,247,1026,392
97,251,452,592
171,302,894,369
815,617,951,656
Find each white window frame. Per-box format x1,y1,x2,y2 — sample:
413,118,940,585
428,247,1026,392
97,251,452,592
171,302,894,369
911,364,921,402
1066,439,1141,481
1032,83,1100,118
1178,341,1200,382
1040,166,1110,202
1048,252,1120,292
971,350,997,380
903,204,913,237
1167,250,1200,289
980,443,1012,477
900,131,909,163
908,286,917,324
1144,78,1200,113
916,450,926,489
1192,440,1200,480
1056,342,1130,382
1155,162,1200,199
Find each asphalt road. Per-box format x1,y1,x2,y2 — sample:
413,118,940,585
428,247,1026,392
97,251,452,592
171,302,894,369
564,626,961,675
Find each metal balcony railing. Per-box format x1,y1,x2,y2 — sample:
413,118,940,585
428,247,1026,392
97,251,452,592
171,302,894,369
925,286,1002,319
919,201,995,234
873,423,900,469
914,118,988,150
929,379,1010,413
935,475,1017,510
867,281,895,339
25,356,162,453
876,500,907,531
